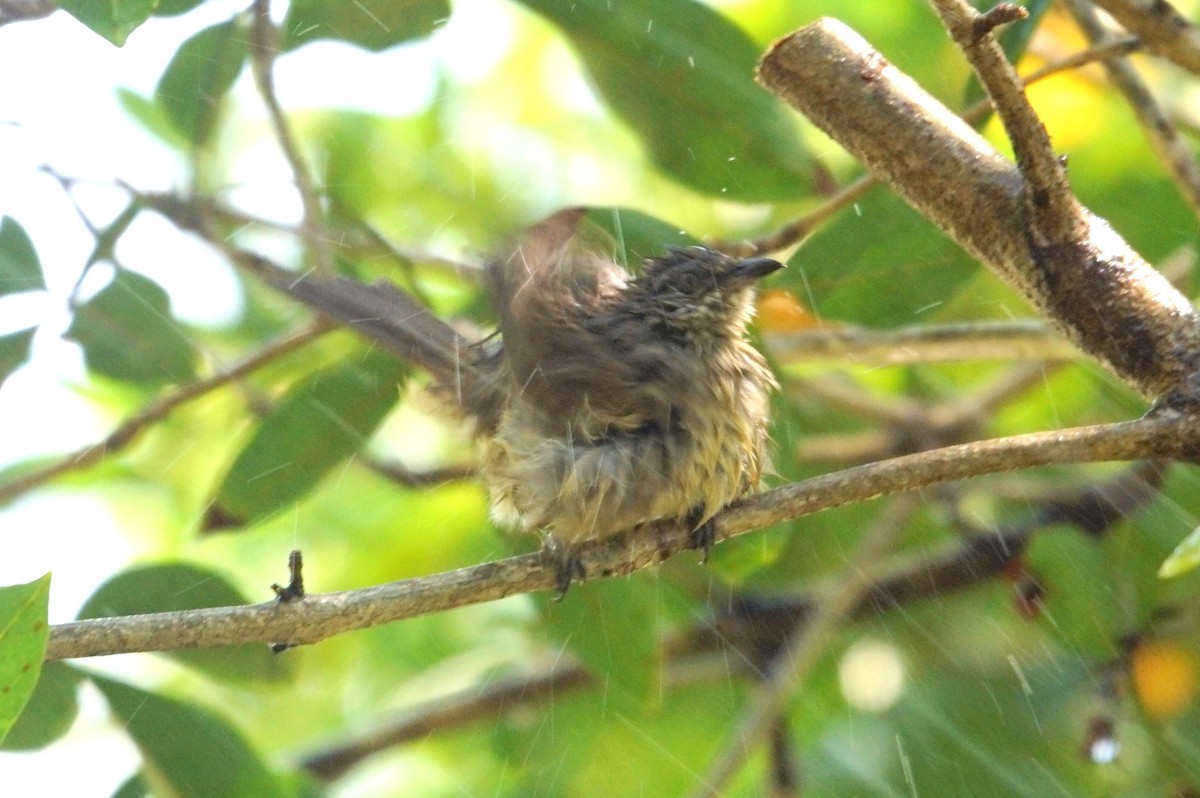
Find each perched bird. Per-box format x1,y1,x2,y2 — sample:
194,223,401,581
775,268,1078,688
256,208,780,593
476,210,780,590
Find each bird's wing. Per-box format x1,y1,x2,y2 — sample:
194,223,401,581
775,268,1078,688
488,209,677,435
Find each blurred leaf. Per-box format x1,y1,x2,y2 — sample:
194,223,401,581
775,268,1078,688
282,0,450,51
584,206,698,268
78,563,289,683
65,269,198,386
0,217,45,295
206,348,409,530
1026,526,1122,658
1,662,84,750
58,0,156,46
518,0,809,201
155,20,247,148
539,575,661,712
117,89,189,149
1160,524,1200,579
110,773,150,798
786,188,979,326
154,0,206,17
0,327,35,388
108,772,148,796
93,676,297,798
0,574,50,746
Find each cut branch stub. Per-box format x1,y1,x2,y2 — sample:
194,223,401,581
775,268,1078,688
757,19,1200,404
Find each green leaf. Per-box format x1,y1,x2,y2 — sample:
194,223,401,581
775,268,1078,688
155,20,248,148
0,574,51,747
117,88,189,150
93,676,297,798
282,0,450,51
57,0,156,46
539,575,661,712
65,269,198,386
1159,524,1200,578
517,0,809,201
0,327,35,388
1,662,84,750
206,348,409,530
785,188,979,326
154,0,207,17
78,564,289,683
0,217,45,295
110,773,151,798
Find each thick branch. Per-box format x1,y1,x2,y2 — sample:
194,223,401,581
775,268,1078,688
46,415,1200,660
757,19,1200,403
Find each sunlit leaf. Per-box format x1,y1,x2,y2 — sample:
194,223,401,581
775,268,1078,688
93,676,297,798
1,662,84,750
0,217,45,295
65,269,198,386
281,0,450,51
0,574,50,746
117,89,189,149
206,348,409,530
155,20,247,148
57,0,156,46
1159,524,1200,578
518,0,809,201
78,563,289,683
0,328,35,388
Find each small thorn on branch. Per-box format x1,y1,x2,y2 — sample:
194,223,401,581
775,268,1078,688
269,550,305,653
271,549,306,602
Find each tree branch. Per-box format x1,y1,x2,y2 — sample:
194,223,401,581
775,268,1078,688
756,17,1200,403
765,319,1074,364
45,414,1200,661
295,461,1163,780
1089,0,1200,76
1067,0,1200,220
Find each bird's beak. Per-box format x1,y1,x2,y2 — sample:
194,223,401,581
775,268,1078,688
733,257,784,281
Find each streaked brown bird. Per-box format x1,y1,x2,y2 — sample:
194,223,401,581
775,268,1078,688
262,208,780,593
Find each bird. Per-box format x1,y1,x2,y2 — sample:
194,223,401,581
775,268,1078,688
250,208,781,594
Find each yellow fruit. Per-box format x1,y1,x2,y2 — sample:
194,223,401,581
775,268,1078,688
1132,640,1199,719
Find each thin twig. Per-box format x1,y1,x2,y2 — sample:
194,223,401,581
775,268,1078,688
247,0,334,276
1067,0,1200,220
928,0,1082,242
0,323,328,505
765,319,1074,364
44,413,1200,660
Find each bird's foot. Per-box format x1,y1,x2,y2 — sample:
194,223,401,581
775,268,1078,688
541,535,586,601
689,518,717,564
